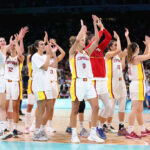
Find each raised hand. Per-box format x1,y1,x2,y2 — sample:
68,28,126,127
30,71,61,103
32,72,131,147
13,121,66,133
80,19,84,26
143,35,150,45
125,28,129,37
44,31,48,44
19,26,29,40
113,31,119,39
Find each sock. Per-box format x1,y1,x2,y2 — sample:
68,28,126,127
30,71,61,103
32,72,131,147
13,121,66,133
47,120,52,127
13,123,17,130
98,122,103,129
107,123,111,128
72,128,77,136
8,119,13,131
90,127,96,135
140,125,146,132
35,128,40,134
119,123,124,130
128,126,134,134
40,125,45,131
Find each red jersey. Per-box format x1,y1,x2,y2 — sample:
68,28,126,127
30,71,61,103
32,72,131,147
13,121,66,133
85,29,112,78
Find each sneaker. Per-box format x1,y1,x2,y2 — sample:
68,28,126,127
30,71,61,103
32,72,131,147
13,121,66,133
71,134,80,143
24,127,30,134
0,131,13,140
107,126,118,134
96,127,106,140
66,126,72,134
103,124,109,133
88,134,105,143
32,132,48,141
47,127,56,133
118,128,127,136
40,130,50,140
80,128,89,138
126,131,141,139
13,129,18,138
141,128,150,137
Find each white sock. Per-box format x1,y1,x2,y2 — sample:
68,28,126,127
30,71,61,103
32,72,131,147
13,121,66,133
13,123,17,130
107,123,111,128
40,125,45,131
47,120,52,127
98,122,103,129
128,126,134,134
90,127,96,135
35,128,40,134
140,125,146,132
72,128,77,136
8,119,13,131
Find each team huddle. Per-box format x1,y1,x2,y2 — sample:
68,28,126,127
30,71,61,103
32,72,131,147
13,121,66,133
0,15,150,143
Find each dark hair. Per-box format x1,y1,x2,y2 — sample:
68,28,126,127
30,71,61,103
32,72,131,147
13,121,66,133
69,36,76,47
107,40,115,50
127,42,139,63
30,40,40,61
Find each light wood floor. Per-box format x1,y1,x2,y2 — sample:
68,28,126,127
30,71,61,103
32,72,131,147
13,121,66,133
4,109,150,145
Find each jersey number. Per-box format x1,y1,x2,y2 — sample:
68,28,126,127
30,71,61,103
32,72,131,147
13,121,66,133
50,70,53,74
82,63,86,69
117,65,120,70
8,67,13,72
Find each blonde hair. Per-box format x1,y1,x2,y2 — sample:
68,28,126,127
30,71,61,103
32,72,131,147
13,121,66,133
127,42,138,63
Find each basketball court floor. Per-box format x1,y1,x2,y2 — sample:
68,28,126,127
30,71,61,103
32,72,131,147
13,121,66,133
0,99,150,150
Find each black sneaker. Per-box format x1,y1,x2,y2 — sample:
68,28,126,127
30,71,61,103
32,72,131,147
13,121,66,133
13,129,18,138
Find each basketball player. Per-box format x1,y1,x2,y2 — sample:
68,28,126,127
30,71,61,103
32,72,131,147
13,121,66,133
46,38,66,133
31,39,54,141
105,31,127,136
24,44,36,134
125,29,150,139
86,16,112,140
5,27,28,137
69,16,104,143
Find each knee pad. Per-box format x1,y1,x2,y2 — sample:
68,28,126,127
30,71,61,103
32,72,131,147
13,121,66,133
78,100,85,113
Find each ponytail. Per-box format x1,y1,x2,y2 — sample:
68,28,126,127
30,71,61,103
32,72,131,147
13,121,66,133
30,40,40,61
127,42,138,63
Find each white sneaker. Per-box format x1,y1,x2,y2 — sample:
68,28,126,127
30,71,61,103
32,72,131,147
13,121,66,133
32,132,48,141
40,130,50,140
88,134,105,143
71,135,80,143
46,127,56,133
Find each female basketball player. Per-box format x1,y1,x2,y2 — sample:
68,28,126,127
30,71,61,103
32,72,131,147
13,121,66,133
125,29,150,139
31,38,55,141
105,31,127,136
69,15,104,143
46,38,66,133
5,27,28,137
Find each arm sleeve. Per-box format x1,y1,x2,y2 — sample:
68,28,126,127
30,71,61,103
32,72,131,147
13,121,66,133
98,29,112,51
